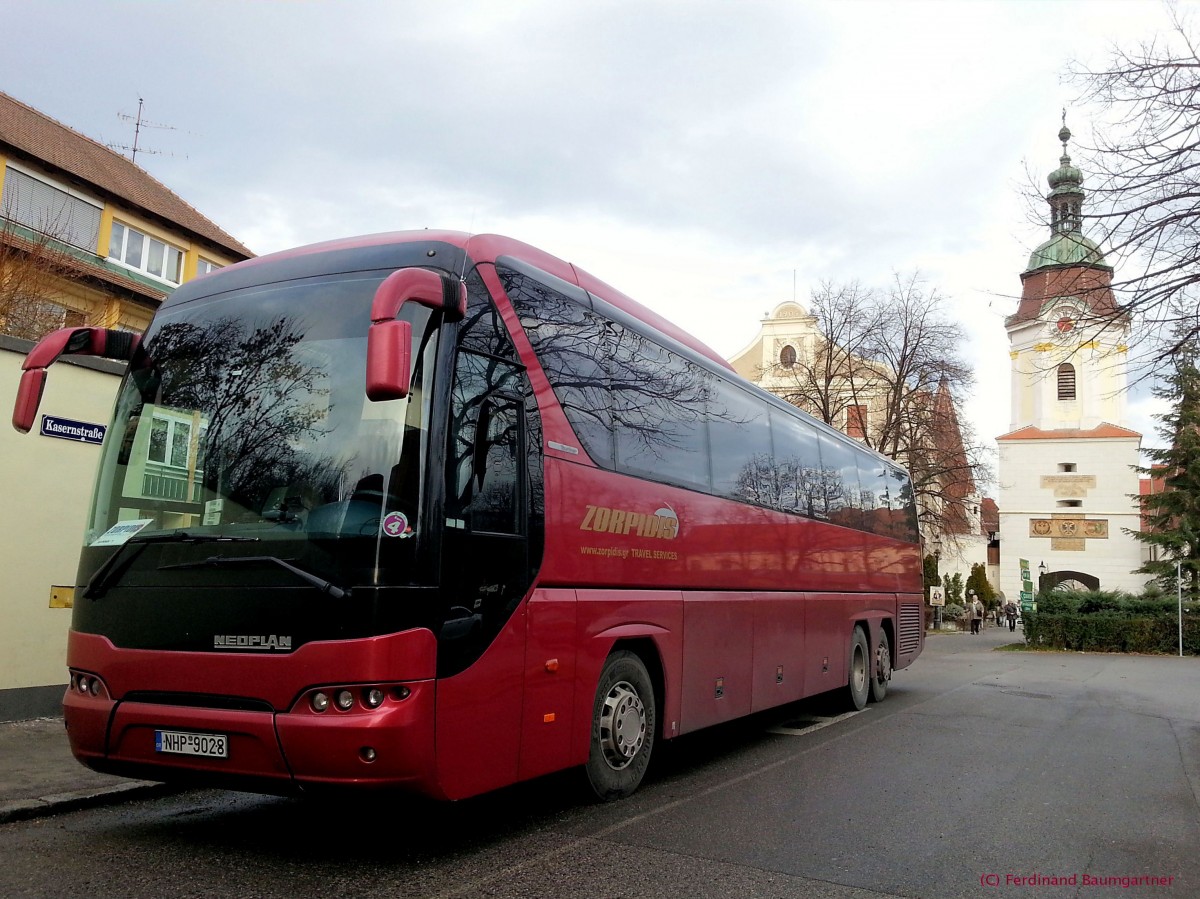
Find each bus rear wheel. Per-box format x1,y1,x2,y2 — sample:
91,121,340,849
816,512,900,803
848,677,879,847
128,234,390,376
584,650,656,801
870,628,891,703
844,626,870,711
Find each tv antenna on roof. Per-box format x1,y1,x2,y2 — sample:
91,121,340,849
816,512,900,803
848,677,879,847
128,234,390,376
107,97,188,163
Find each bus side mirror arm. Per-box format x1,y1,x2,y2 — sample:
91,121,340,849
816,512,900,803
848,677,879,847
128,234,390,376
365,268,467,402
12,327,141,433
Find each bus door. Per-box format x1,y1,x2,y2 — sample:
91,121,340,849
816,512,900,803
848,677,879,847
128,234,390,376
440,390,529,672
434,358,531,796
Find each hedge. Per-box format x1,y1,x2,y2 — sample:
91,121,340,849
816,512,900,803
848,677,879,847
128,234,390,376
1022,592,1200,654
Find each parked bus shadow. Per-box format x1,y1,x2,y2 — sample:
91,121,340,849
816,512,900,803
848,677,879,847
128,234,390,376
130,688,860,866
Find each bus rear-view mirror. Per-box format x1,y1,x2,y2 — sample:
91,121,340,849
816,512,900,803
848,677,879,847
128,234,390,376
366,319,413,401
11,327,141,433
12,369,47,434
365,268,466,401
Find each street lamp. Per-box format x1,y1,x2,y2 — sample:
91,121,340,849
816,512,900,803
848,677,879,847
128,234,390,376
1038,560,1047,593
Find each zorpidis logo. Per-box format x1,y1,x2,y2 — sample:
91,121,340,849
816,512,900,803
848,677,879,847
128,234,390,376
580,503,679,539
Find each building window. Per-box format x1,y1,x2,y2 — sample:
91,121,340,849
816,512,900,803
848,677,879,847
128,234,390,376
195,258,223,277
147,415,193,469
1,164,102,252
846,404,867,439
109,221,183,284
1059,463,1076,473
1057,363,1077,400
1057,499,1082,508
779,344,797,368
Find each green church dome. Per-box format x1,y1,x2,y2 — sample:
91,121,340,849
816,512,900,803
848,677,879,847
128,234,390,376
1026,231,1109,271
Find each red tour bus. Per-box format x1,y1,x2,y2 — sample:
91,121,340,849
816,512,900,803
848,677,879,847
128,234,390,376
12,231,924,802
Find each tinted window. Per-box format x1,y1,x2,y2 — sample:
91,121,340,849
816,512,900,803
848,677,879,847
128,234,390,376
887,464,921,543
709,381,773,503
466,395,522,534
459,268,520,362
608,324,712,491
451,269,544,546
819,433,863,529
858,459,891,536
772,412,824,518
499,263,917,543
501,267,615,467
447,354,526,528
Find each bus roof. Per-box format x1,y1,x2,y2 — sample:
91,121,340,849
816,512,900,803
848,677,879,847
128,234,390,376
223,230,735,374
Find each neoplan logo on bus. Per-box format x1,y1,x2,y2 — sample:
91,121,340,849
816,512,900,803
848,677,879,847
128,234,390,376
214,634,292,650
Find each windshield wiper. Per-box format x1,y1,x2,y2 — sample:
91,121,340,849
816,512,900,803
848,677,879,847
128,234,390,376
84,533,259,599
158,555,348,599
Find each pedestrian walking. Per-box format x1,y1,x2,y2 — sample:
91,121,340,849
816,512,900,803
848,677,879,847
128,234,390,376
1004,599,1018,632
968,589,983,634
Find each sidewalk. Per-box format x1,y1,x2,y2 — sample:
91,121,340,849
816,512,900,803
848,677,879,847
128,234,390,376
0,716,170,824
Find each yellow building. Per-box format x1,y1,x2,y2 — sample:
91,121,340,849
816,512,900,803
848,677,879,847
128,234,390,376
0,92,253,720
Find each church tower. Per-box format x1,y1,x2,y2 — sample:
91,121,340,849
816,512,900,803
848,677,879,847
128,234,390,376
997,121,1147,603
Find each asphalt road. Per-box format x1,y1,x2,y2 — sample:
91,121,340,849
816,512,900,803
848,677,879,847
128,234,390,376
2,625,1197,898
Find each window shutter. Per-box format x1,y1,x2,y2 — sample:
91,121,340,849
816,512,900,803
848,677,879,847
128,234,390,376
1057,363,1076,400
2,166,101,252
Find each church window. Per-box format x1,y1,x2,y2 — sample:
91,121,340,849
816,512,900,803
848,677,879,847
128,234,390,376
1057,500,1082,508
1057,363,1077,400
779,345,797,368
1059,463,1076,472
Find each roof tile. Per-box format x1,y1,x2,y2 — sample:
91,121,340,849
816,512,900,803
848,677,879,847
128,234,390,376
996,423,1141,441
0,92,252,259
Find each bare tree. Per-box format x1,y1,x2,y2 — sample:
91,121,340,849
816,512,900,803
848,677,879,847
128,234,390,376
763,273,991,542
1056,6,1200,376
769,279,882,425
0,197,90,340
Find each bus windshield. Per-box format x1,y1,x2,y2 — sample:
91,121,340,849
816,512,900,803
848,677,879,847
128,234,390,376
83,270,437,593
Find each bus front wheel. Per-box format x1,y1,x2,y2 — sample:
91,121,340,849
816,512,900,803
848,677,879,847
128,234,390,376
844,626,870,711
584,650,656,801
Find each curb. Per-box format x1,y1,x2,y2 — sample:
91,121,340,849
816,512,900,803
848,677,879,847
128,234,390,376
0,780,173,825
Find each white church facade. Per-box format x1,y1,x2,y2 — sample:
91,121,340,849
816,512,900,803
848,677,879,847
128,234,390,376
997,122,1149,604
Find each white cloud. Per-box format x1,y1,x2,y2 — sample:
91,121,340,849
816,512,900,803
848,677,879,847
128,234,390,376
0,0,1184,477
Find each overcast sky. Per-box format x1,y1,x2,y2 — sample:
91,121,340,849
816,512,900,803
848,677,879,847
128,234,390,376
2,0,1186,478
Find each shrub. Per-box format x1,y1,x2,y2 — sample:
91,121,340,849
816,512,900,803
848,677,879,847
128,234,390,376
1023,587,1199,654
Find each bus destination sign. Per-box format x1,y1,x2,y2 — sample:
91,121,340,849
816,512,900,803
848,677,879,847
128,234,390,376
40,415,106,445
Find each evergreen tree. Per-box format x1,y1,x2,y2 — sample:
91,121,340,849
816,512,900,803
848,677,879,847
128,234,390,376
923,553,940,598
966,563,995,608
942,572,964,605
1129,341,1200,600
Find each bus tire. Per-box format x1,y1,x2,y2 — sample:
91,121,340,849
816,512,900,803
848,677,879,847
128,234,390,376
870,627,891,703
584,650,656,801
845,626,870,711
